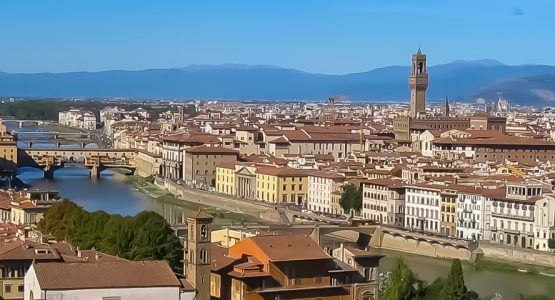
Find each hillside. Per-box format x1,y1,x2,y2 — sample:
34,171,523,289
1,61,555,104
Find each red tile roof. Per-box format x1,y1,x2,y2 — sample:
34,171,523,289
185,145,239,155
33,260,181,290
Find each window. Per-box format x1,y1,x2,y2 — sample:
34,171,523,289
18,285,23,292
200,225,208,239
4,285,11,293
200,249,208,263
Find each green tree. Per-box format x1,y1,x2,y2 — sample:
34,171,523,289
380,258,422,300
440,259,468,300
339,184,359,214
39,200,183,272
352,185,363,212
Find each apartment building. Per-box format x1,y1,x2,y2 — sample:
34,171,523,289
161,133,220,180
362,178,405,226
307,171,345,214
210,235,373,300
183,146,239,189
255,166,308,204
404,184,443,233
265,129,363,161
215,162,237,196
454,186,493,240
58,109,97,131
489,182,555,251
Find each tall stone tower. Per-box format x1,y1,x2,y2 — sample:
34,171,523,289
443,96,450,117
409,48,429,118
185,211,213,300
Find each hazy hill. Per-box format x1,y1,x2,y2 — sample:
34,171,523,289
1,61,555,104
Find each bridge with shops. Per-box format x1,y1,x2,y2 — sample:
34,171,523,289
0,119,47,128
18,148,137,179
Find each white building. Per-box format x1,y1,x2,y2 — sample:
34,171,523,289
307,171,345,214
362,178,405,226
534,195,555,251
404,184,443,233
24,260,185,300
58,109,97,131
455,186,493,241
490,182,555,251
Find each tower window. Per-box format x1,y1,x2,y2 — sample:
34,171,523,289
418,62,423,74
201,225,208,239
200,249,208,264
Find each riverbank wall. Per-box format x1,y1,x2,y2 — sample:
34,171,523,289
478,242,555,268
370,227,472,261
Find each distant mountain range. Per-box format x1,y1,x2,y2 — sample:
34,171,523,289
1,60,555,105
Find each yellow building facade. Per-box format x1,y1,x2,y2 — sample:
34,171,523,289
0,133,18,172
256,166,308,205
215,163,236,196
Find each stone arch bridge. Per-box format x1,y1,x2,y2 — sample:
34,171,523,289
18,148,137,179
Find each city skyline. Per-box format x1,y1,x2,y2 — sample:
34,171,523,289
0,0,553,74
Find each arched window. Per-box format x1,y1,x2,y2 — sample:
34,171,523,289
200,249,208,264
200,225,208,239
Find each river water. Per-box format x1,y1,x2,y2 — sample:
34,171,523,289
12,123,555,299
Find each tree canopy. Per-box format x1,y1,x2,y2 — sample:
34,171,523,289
339,183,362,214
38,199,183,272
380,258,424,300
440,259,468,300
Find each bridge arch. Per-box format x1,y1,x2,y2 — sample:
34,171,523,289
309,225,378,248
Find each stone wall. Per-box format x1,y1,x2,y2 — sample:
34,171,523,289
371,228,472,260
478,242,555,267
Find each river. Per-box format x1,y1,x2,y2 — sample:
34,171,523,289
379,250,555,300
12,123,555,299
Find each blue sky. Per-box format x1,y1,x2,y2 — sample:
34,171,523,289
0,0,551,74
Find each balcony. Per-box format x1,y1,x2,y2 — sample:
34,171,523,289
491,211,533,221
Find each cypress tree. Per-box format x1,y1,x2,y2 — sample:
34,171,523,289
380,258,418,300
440,259,468,300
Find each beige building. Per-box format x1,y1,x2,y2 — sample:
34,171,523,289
210,228,256,247
183,146,239,188
266,129,362,161
234,126,260,155
135,150,162,177
362,178,405,226
0,133,17,173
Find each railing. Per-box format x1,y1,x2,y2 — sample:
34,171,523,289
491,211,533,221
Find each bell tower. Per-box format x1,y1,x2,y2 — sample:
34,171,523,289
185,211,213,300
409,48,428,118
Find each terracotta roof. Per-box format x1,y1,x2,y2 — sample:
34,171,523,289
240,235,330,262
33,260,181,290
243,154,288,166
0,241,61,260
162,133,220,144
212,243,239,272
308,171,345,180
256,166,310,177
236,126,259,132
314,154,335,161
216,161,236,169
433,132,555,147
363,177,404,188
187,210,214,220
268,136,290,144
185,145,239,155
